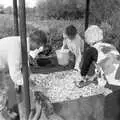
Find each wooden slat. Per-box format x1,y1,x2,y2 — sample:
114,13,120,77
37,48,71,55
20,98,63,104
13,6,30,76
19,0,30,119
13,0,19,35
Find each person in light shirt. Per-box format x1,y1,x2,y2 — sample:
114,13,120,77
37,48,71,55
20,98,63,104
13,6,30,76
61,25,84,71
0,30,47,88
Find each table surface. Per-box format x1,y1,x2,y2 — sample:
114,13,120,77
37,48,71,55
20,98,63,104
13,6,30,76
6,63,120,119
31,64,120,119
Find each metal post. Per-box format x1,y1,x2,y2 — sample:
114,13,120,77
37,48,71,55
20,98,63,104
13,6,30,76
85,0,90,30
19,0,30,119
13,0,19,35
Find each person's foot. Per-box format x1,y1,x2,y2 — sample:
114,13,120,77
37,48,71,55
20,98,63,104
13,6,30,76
74,77,98,88
74,77,86,88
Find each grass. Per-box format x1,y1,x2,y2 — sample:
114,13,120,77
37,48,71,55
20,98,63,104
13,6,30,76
0,14,14,38
0,13,120,52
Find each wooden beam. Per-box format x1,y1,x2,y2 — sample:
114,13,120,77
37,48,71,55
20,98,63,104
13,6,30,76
13,0,19,35
19,0,30,119
85,0,90,30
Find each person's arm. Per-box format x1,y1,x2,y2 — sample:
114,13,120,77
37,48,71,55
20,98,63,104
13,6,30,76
80,53,90,76
74,49,82,71
29,102,42,120
29,47,44,59
74,35,84,71
78,34,84,55
61,39,67,50
92,47,98,63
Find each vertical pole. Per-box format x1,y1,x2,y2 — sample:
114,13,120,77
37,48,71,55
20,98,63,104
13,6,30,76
19,0,30,119
13,0,19,35
85,0,90,30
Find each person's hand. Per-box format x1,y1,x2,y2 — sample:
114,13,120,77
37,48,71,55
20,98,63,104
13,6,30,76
74,66,80,72
15,85,23,103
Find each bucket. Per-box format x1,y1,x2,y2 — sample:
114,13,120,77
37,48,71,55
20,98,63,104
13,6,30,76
56,49,70,66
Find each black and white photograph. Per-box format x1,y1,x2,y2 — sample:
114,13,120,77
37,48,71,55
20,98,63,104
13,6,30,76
0,0,120,120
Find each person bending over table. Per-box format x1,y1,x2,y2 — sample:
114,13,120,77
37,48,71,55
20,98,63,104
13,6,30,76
0,30,49,90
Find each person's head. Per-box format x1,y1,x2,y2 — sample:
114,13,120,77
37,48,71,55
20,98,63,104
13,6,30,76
63,25,77,40
29,30,47,50
85,25,103,46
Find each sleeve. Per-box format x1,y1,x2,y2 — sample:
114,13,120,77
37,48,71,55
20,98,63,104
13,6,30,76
79,36,84,54
74,47,82,71
7,48,23,86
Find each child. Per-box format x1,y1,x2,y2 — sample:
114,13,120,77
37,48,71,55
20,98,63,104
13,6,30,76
29,30,52,67
61,25,84,71
29,30,51,58
76,25,103,87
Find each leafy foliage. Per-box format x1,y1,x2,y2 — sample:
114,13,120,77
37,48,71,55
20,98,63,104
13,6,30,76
36,0,85,20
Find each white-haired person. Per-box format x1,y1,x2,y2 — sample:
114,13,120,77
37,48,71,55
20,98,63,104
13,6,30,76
76,25,103,87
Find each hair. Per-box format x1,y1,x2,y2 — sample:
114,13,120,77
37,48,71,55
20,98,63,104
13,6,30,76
65,25,77,40
85,25,103,44
29,30,47,46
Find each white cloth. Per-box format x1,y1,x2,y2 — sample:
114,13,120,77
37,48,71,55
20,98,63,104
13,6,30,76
94,42,120,86
0,36,40,86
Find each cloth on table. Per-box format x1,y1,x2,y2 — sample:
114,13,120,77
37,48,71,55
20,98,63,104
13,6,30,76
30,70,112,103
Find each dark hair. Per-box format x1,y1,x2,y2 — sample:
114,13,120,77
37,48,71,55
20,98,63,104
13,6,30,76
65,25,77,40
29,30,47,45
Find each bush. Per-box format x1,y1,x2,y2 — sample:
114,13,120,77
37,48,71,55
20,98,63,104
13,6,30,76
100,21,120,52
89,0,120,24
36,0,85,20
